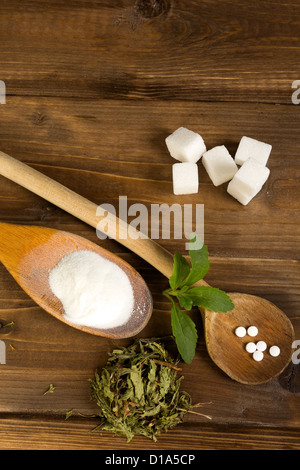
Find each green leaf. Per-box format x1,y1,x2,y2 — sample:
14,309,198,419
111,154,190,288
130,366,145,403
187,286,234,313
184,234,210,286
176,291,194,311
163,234,234,365
169,251,190,290
170,301,198,364
159,366,172,398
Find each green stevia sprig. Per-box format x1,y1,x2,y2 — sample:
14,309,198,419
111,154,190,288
163,234,234,364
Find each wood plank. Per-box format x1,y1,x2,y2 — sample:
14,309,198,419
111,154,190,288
0,417,299,450
0,97,299,262
0,0,299,103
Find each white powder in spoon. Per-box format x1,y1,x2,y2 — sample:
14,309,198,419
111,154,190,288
48,250,134,329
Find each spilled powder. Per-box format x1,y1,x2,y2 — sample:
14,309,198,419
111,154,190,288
48,250,134,329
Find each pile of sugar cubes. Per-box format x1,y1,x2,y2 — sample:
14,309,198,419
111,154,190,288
235,325,281,362
165,127,272,205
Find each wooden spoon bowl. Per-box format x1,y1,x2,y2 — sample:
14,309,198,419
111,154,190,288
0,150,295,384
0,222,153,339
201,292,294,384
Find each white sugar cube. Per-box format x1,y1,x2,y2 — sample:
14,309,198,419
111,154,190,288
202,145,238,186
227,158,270,205
235,136,272,166
166,127,206,163
172,162,199,195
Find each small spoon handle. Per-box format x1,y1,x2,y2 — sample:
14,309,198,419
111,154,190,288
0,151,206,283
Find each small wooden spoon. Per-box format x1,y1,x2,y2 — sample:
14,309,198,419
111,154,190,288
0,222,153,339
0,151,295,384
200,293,294,384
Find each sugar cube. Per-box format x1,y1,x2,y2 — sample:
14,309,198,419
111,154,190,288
172,162,199,195
235,136,272,166
202,145,238,186
166,127,206,164
227,158,270,205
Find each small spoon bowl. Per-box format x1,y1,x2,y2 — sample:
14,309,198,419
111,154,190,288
0,222,153,339
201,292,295,384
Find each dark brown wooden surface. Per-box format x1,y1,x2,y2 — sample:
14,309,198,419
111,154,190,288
0,0,299,450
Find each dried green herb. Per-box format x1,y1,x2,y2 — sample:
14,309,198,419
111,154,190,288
43,383,55,395
89,338,194,442
65,409,74,420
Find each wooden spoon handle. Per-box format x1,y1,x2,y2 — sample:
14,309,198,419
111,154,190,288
0,150,193,281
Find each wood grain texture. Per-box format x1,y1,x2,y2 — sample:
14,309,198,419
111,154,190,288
0,417,299,450
0,0,299,103
0,0,299,450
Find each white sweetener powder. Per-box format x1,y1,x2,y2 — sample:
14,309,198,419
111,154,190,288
48,250,134,329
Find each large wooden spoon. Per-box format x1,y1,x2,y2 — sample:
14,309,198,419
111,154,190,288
0,151,295,384
0,222,153,339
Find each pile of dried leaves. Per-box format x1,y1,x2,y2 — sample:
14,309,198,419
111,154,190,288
89,338,194,442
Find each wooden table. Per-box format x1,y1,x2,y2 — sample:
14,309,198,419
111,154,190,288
0,0,299,450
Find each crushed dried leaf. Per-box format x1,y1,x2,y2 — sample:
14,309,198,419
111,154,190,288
89,338,193,442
